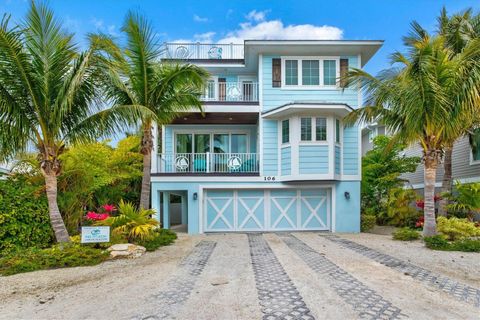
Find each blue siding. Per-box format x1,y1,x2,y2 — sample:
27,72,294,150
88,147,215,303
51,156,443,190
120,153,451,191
335,181,361,232
281,146,291,176
343,126,359,175
263,120,278,175
262,55,359,112
335,145,341,175
299,145,329,174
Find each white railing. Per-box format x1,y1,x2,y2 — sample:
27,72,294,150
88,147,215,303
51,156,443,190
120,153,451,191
157,153,259,174
202,81,259,102
160,43,244,60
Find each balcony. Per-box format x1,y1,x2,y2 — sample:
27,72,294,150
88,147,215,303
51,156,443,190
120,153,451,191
202,80,259,103
156,153,259,175
160,43,244,61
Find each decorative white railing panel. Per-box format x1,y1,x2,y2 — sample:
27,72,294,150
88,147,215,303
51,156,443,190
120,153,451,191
202,81,259,102
160,43,244,60
157,153,259,174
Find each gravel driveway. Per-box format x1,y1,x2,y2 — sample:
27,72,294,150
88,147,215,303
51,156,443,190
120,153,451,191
0,233,478,320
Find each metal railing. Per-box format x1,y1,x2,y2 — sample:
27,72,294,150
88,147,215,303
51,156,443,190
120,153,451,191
160,43,244,60
202,81,259,102
157,153,259,174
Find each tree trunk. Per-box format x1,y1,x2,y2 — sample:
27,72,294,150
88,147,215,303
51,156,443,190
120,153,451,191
438,147,452,217
44,173,71,242
423,156,438,237
139,124,154,209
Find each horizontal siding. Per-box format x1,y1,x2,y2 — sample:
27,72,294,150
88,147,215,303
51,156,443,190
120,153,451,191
343,126,359,175
262,55,360,112
263,120,278,175
299,145,329,174
281,146,291,176
335,145,341,174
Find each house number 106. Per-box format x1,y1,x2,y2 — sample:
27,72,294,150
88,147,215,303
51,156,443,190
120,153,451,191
264,176,276,181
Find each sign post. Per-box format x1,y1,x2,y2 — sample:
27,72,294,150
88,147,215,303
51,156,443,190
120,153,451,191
81,226,110,243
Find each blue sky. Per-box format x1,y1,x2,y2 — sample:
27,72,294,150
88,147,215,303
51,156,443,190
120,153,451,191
1,0,479,74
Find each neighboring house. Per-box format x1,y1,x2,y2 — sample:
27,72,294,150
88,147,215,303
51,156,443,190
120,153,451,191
361,124,480,191
0,162,12,180
151,40,383,234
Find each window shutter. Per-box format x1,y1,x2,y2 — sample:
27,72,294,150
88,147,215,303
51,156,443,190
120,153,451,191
272,58,281,87
340,58,349,88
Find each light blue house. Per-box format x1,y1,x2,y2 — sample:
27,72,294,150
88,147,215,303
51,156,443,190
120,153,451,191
151,40,382,234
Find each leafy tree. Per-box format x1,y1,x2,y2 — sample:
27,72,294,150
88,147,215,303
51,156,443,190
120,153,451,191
0,3,148,242
92,12,209,209
344,25,480,236
361,136,419,220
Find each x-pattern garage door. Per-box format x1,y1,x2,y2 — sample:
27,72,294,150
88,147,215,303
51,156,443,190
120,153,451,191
204,189,330,232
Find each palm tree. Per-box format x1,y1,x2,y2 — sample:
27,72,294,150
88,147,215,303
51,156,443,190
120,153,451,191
0,3,148,242
435,8,480,216
92,12,209,209
344,25,480,236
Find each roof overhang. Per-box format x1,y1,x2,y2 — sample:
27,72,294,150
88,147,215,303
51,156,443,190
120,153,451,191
244,40,383,67
262,102,353,119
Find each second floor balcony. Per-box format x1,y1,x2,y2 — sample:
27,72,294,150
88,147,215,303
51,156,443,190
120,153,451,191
161,42,244,61
202,80,259,103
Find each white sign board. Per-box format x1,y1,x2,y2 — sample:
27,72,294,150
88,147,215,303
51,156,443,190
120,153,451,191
81,226,110,243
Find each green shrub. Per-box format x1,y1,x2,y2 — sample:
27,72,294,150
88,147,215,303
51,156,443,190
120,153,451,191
393,227,421,241
384,188,420,227
135,229,177,251
424,235,450,250
0,176,54,254
445,181,480,220
0,244,109,276
437,216,480,241
424,235,480,252
361,214,376,232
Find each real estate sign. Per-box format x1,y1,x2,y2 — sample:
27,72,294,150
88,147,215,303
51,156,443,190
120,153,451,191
81,226,110,243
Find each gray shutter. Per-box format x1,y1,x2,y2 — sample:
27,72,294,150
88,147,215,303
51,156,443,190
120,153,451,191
272,58,281,87
340,58,349,88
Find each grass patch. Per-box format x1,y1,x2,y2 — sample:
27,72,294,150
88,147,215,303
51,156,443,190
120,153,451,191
424,235,480,252
0,244,109,276
135,229,177,251
393,228,421,241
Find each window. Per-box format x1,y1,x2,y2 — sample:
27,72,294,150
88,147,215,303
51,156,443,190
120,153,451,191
471,129,480,162
302,60,319,85
315,118,327,141
323,60,337,86
231,134,247,153
335,119,341,143
285,60,298,85
301,118,312,141
368,128,377,142
282,120,289,143
176,134,192,153
205,80,215,100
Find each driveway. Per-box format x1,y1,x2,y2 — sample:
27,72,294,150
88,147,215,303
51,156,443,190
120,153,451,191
0,233,479,319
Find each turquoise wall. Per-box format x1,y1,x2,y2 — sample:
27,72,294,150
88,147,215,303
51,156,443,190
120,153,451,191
262,120,278,175
298,145,329,174
261,55,360,112
342,126,359,175
335,145,341,175
280,146,291,175
334,181,361,232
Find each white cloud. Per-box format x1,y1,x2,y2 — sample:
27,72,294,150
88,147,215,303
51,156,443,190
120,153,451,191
91,18,119,36
218,20,343,43
193,32,216,43
245,10,268,22
193,14,208,23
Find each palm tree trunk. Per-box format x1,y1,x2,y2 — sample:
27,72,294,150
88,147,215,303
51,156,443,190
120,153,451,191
44,172,71,242
438,147,452,217
423,156,438,237
139,124,154,209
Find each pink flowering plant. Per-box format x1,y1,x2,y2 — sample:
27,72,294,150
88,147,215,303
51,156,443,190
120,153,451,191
83,203,117,225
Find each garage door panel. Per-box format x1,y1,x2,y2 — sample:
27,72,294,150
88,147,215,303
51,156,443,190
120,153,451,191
300,189,328,229
270,196,297,229
206,192,234,231
237,190,265,230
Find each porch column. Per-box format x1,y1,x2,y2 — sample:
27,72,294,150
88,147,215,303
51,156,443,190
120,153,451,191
162,192,170,229
151,188,161,222
181,194,188,225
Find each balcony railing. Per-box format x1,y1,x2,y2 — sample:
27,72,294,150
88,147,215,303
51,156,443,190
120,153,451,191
202,81,259,102
157,153,259,174
160,43,244,60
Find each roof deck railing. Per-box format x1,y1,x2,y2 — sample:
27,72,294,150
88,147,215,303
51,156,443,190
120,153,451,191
160,42,244,60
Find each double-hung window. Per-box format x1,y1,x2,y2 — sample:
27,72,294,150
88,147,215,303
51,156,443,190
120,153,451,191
285,60,298,85
282,120,290,144
301,117,328,142
335,119,341,144
302,60,319,86
282,58,338,88
316,118,327,141
301,118,312,141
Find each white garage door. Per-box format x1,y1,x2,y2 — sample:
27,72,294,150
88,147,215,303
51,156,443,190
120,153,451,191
203,188,330,232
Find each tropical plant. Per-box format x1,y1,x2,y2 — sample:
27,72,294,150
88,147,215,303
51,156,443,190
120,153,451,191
393,228,421,241
0,3,149,242
344,23,480,236
384,188,420,227
435,8,480,216
99,200,159,241
360,214,376,232
436,216,480,241
444,181,480,220
361,135,419,219
92,12,209,209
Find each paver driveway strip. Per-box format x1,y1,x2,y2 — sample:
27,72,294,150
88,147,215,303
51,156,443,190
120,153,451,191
278,233,406,320
323,235,480,308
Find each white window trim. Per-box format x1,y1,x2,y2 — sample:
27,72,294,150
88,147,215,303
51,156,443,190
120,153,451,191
470,149,480,166
281,56,340,90
299,116,329,145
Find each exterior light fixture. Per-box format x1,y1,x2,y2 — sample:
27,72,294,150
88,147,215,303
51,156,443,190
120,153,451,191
344,191,350,200
193,192,198,200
